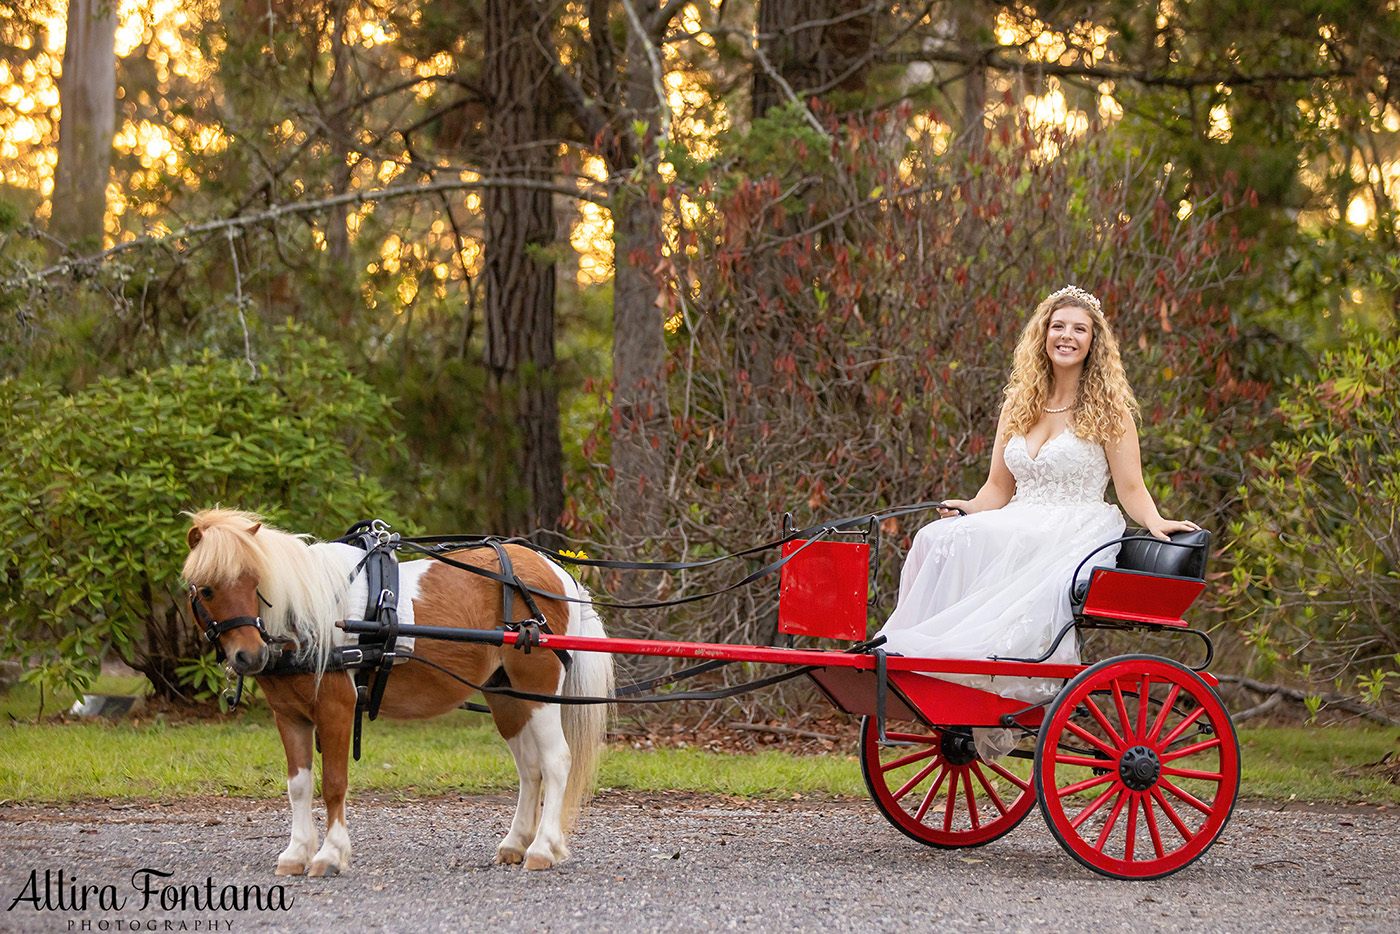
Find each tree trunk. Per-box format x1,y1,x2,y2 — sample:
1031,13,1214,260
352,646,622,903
483,0,565,545
955,0,991,153
753,0,876,119
609,3,672,544
324,0,354,276
50,0,117,249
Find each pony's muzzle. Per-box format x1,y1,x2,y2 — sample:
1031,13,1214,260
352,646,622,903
228,643,277,675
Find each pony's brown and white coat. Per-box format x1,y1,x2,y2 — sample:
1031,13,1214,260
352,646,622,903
182,509,613,874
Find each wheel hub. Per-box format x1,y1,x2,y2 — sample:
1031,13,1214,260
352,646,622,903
1118,745,1161,791
941,731,978,766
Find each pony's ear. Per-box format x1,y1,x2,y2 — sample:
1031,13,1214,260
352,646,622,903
247,523,262,536
187,526,203,550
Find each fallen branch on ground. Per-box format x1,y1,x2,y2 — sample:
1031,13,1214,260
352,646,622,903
725,722,842,741
1219,675,1400,727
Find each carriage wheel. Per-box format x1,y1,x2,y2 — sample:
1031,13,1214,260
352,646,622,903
859,716,1037,848
1034,655,1239,880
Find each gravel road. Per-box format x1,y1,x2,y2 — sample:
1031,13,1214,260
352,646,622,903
2,791,1396,933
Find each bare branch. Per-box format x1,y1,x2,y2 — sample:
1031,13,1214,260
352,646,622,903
29,176,610,279
749,37,831,139
620,0,673,143
878,46,1359,91
1218,675,1400,727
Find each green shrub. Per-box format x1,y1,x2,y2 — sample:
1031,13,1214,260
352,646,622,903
0,323,402,709
1230,326,1400,704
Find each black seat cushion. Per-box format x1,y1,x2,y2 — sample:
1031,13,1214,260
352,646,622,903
1116,528,1210,579
1072,529,1211,606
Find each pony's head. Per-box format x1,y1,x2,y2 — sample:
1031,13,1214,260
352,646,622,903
182,508,346,676
182,509,282,675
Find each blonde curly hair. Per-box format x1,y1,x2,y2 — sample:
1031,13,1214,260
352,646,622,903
1000,287,1138,446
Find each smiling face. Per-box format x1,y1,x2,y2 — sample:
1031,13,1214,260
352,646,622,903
1044,305,1094,371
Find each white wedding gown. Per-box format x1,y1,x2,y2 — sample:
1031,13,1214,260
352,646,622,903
876,429,1125,702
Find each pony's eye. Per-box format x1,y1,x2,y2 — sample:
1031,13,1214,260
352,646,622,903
199,586,215,600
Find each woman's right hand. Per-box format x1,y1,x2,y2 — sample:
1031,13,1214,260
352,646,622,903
938,498,971,518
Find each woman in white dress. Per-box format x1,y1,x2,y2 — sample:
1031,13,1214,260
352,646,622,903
876,285,1199,702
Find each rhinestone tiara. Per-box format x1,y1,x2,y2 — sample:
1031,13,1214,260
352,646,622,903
1046,285,1101,314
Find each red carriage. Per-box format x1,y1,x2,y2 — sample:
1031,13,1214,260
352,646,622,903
344,517,1235,881
186,508,1233,881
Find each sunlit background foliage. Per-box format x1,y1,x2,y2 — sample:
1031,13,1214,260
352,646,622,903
0,1,1396,715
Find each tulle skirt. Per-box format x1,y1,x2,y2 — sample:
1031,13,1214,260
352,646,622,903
876,500,1124,702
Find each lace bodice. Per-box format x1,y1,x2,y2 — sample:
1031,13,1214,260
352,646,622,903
1004,431,1111,505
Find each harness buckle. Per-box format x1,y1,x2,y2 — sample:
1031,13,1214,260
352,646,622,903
370,519,394,545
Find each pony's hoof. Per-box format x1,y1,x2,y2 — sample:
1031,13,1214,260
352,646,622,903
308,861,340,878
275,862,306,876
523,855,553,871
495,849,524,866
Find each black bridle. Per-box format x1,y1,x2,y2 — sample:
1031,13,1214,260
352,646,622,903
188,585,276,657
188,586,293,709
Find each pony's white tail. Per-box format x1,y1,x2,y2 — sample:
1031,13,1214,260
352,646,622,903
558,576,614,830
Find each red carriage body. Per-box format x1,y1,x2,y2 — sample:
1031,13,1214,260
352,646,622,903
344,524,1234,881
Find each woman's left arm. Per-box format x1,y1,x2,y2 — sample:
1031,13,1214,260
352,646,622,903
1105,409,1201,541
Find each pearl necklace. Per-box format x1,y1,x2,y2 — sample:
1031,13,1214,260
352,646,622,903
1044,403,1072,414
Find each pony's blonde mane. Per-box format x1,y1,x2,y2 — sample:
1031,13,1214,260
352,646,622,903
182,508,353,674
1000,290,1139,446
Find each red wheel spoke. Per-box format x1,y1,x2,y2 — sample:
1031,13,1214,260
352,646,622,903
1056,753,1116,769
1143,796,1167,859
1159,778,1214,815
1162,765,1224,782
1065,720,1118,758
912,766,950,822
1112,680,1136,743
1160,737,1222,762
1124,795,1140,862
881,745,938,773
1069,782,1122,830
1151,787,1194,841
893,757,943,801
1136,677,1151,739
984,759,1032,791
1094,789,1130,852
1160,706,1205,747
883,730,939,745
970,762,1010,815
942,773,959,831
963,771,981,830
1059,772,1116,797
1083,694,1126,748
1147,685,1181,743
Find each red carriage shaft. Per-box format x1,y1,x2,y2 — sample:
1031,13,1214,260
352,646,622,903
345,620,1095,680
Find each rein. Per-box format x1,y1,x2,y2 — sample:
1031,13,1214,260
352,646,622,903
191,502,952,740
398,501,951,573
386,500,960,615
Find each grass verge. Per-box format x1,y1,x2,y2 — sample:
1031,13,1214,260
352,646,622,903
1,683,1397,804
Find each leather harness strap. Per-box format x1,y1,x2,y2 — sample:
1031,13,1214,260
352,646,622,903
342,530,400,762
484,539,571,670
342,531,571,760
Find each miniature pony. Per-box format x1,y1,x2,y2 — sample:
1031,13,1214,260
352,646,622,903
181,509,613,875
